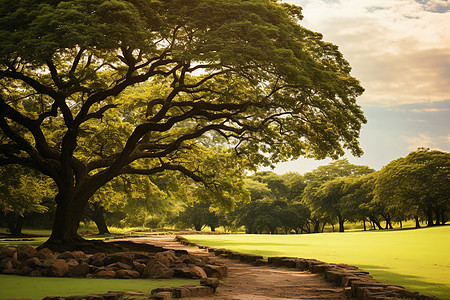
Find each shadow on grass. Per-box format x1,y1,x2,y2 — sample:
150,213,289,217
357,264,450,300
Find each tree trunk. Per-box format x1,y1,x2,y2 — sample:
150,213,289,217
193,222,203,231
88,203,110,234
426,205,434,227
6,213,24,236
399,220,402,228
440,208,447,224
434,208,441,225
313,219,320,233
370,217,383,230
338,214,345,232
363,220,366,231
414,215,421,229
42,189,93,250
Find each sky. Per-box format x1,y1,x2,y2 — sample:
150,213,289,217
266,0,450,174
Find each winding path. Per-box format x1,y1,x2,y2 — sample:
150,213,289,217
125,235,347,300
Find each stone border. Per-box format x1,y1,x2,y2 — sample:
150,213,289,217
176,236,443,300
0,244,226,300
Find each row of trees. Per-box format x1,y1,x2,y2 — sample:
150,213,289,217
1,148,448,235
175,149,449,233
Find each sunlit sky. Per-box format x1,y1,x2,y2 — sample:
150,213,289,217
266,0,450,174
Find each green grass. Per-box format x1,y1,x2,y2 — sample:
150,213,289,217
0,237,48,248
186,226,450,299
0,275,198,300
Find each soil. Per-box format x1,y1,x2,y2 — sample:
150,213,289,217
123,235,348,300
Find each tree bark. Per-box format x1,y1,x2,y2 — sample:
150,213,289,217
338,214,345,232
85,203,110,234
434,208,441,226
414,215,421,229
426,206,434,227
41,186,98,250
370,217,383,230
6,213,24,236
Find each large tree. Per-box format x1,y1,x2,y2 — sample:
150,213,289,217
302,159,374,232
0,0,365,247
375,149,450,227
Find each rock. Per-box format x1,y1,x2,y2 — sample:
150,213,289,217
28,269,43,277
144,261,174,279
200,277,220,288
89,253,106,266
2,268,24,275
49,259,69,277
203,264,228,279
168,285,215,298
66,258,79,268
103,253,134,266
72,251,89,262
57,251,76,260
0,258,13,271
89,253,105,267
37,248,54,259
92,270,116,279
239,253,264,263
132,261,146,275
57,250,88,262
310,263,333,274
116,269,140,279
0,247,17,259
17,245,37,260
105,262,133,272
161,250,178,263
154,252,171,268
177,254,197,265
150,291,172,300
20,265,34,275
191,266,208,278
67,262,90,278
132,252,154,260
174,266,207,279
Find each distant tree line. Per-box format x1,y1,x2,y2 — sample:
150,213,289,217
1,148,448,235
173,149,449,233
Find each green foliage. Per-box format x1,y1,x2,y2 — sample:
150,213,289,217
375,148,450,227
301,159,375,232
0,165,52,216
0,0,366,243
232,172,310,234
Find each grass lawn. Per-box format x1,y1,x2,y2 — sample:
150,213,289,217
0,275,198,299
186,226,450,299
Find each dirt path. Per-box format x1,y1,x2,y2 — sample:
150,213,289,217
126,235,347,300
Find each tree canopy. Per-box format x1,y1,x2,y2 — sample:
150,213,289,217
375,149,450,227
0,0,365,247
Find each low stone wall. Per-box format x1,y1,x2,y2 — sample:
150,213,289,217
39,278,220,300
0,245,227,280
176,236,443,300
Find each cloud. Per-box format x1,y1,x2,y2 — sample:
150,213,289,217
415,0,450,13
402,133,450,151
410,108,450,112
286,0,450,106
